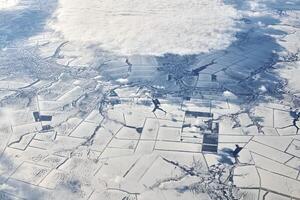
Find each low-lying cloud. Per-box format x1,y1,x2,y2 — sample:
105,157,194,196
50,0,239,56
0,0,19,9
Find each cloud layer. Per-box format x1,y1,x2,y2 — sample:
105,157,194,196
50,0,239,56
0,0,19,9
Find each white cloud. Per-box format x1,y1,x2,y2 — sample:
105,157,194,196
49,0,239,56
259,85,267,93
223,90,237,99
0,0,19,10
116,78,128,84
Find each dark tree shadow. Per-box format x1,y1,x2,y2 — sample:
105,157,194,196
217,148,235,165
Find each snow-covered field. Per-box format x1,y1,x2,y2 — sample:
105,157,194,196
0,0,300,200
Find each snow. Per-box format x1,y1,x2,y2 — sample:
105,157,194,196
258,168,300,198
234,165,260,188
10,162,51,185
252,153,298,179
223,90,237,99
155,141,202,153
245,140,293,163
252,136,294,151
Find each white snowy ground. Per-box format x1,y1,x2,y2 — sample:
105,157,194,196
0,0,300,200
